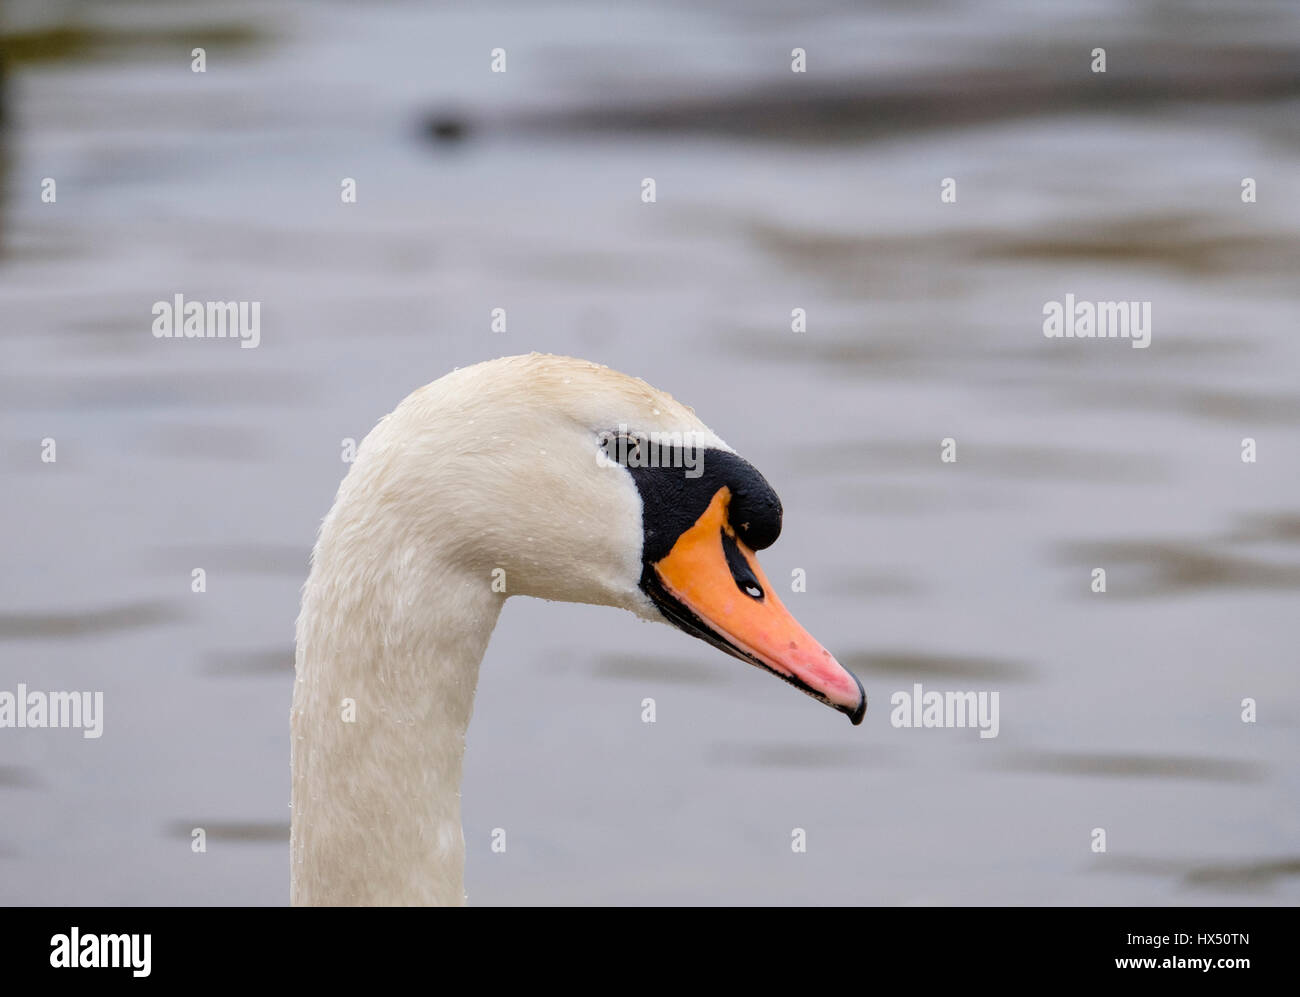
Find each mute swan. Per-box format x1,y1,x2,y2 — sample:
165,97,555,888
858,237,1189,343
291,353,865,906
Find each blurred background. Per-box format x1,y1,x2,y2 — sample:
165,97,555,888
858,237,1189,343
0,0,1297,905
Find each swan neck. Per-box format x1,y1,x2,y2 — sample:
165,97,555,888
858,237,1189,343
291,544,501,906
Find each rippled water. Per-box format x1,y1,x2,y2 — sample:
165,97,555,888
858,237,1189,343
1,0,1297,905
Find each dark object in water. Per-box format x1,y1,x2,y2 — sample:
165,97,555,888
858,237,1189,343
421,45,1300,145
427,115,470,142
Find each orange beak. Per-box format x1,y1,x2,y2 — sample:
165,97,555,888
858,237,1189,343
647,487,866,724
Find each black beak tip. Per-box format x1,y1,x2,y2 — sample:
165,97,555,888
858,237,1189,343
844,672,867,726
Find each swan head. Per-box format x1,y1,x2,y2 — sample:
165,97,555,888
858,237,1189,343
358,354,866,725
